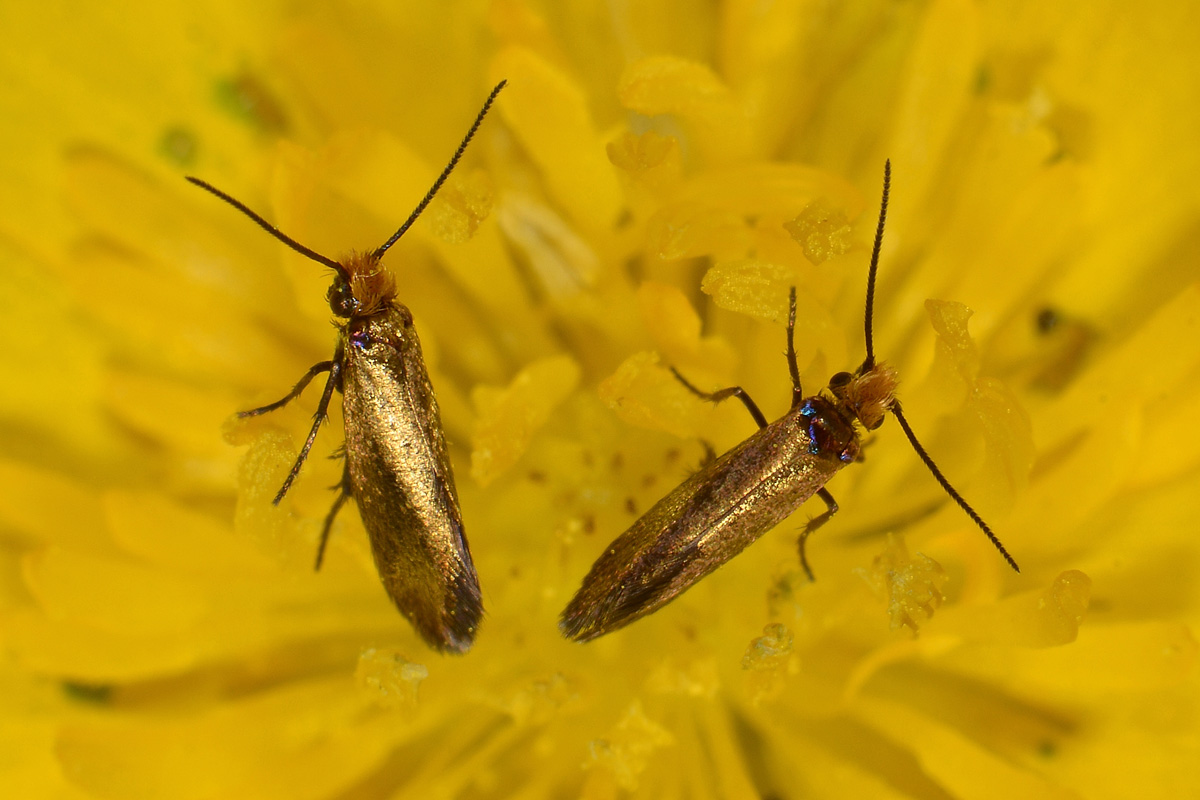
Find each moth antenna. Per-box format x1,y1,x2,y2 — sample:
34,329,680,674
890,401,1020,573
860,159,890,373
373,80,507,258
186,176,349,281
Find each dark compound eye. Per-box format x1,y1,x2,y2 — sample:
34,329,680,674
327,279,359,318
828,371,852,389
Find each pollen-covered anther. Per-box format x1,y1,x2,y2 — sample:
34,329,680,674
342,250,398,316
839,362,899,430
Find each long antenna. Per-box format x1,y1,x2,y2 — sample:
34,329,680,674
186,177,349,280
860,159,891,372
861,160,1018,573
892,401,1021,573
372,80,507,259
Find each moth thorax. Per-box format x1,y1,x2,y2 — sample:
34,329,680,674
342,251,398,317
833,362,899,430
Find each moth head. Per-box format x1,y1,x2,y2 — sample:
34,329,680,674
828,362,899,431
329,251,397,319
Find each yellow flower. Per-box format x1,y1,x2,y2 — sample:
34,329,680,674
2,0,1198,797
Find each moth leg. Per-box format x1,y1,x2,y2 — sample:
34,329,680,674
786,287,803,408
273,360,342,505
669,366,769,429
239,361,334,417
799,487,839,581
315,459,353,570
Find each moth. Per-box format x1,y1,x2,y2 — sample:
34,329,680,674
560,161,1019,642
189,81,506,653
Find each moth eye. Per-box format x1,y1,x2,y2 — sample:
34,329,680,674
327,280,359,318
828,371,852,389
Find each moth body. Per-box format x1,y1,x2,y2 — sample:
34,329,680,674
189,82,505,653
561,367,896,641
560,161,1017,642
341,298,480,650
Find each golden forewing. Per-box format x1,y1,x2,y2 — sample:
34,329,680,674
341,308,482,652
560,408,847,641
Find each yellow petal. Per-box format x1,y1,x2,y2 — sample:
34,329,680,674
856,696,1077,800
930,570,1091,648
618,56,751,166
491,47,623,233
471,355,581,486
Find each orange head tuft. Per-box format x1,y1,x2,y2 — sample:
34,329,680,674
829,362,899,430
340,251,398,317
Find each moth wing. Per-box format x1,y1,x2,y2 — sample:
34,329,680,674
560,415,842,641
342,309,482,652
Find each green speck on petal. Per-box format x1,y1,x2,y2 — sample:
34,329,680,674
157,125,198,167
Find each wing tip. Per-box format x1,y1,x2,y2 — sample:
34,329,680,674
558,610,597,643
407,570,483,654
558,590,627,643
442,577,484,654
432,626,477,654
